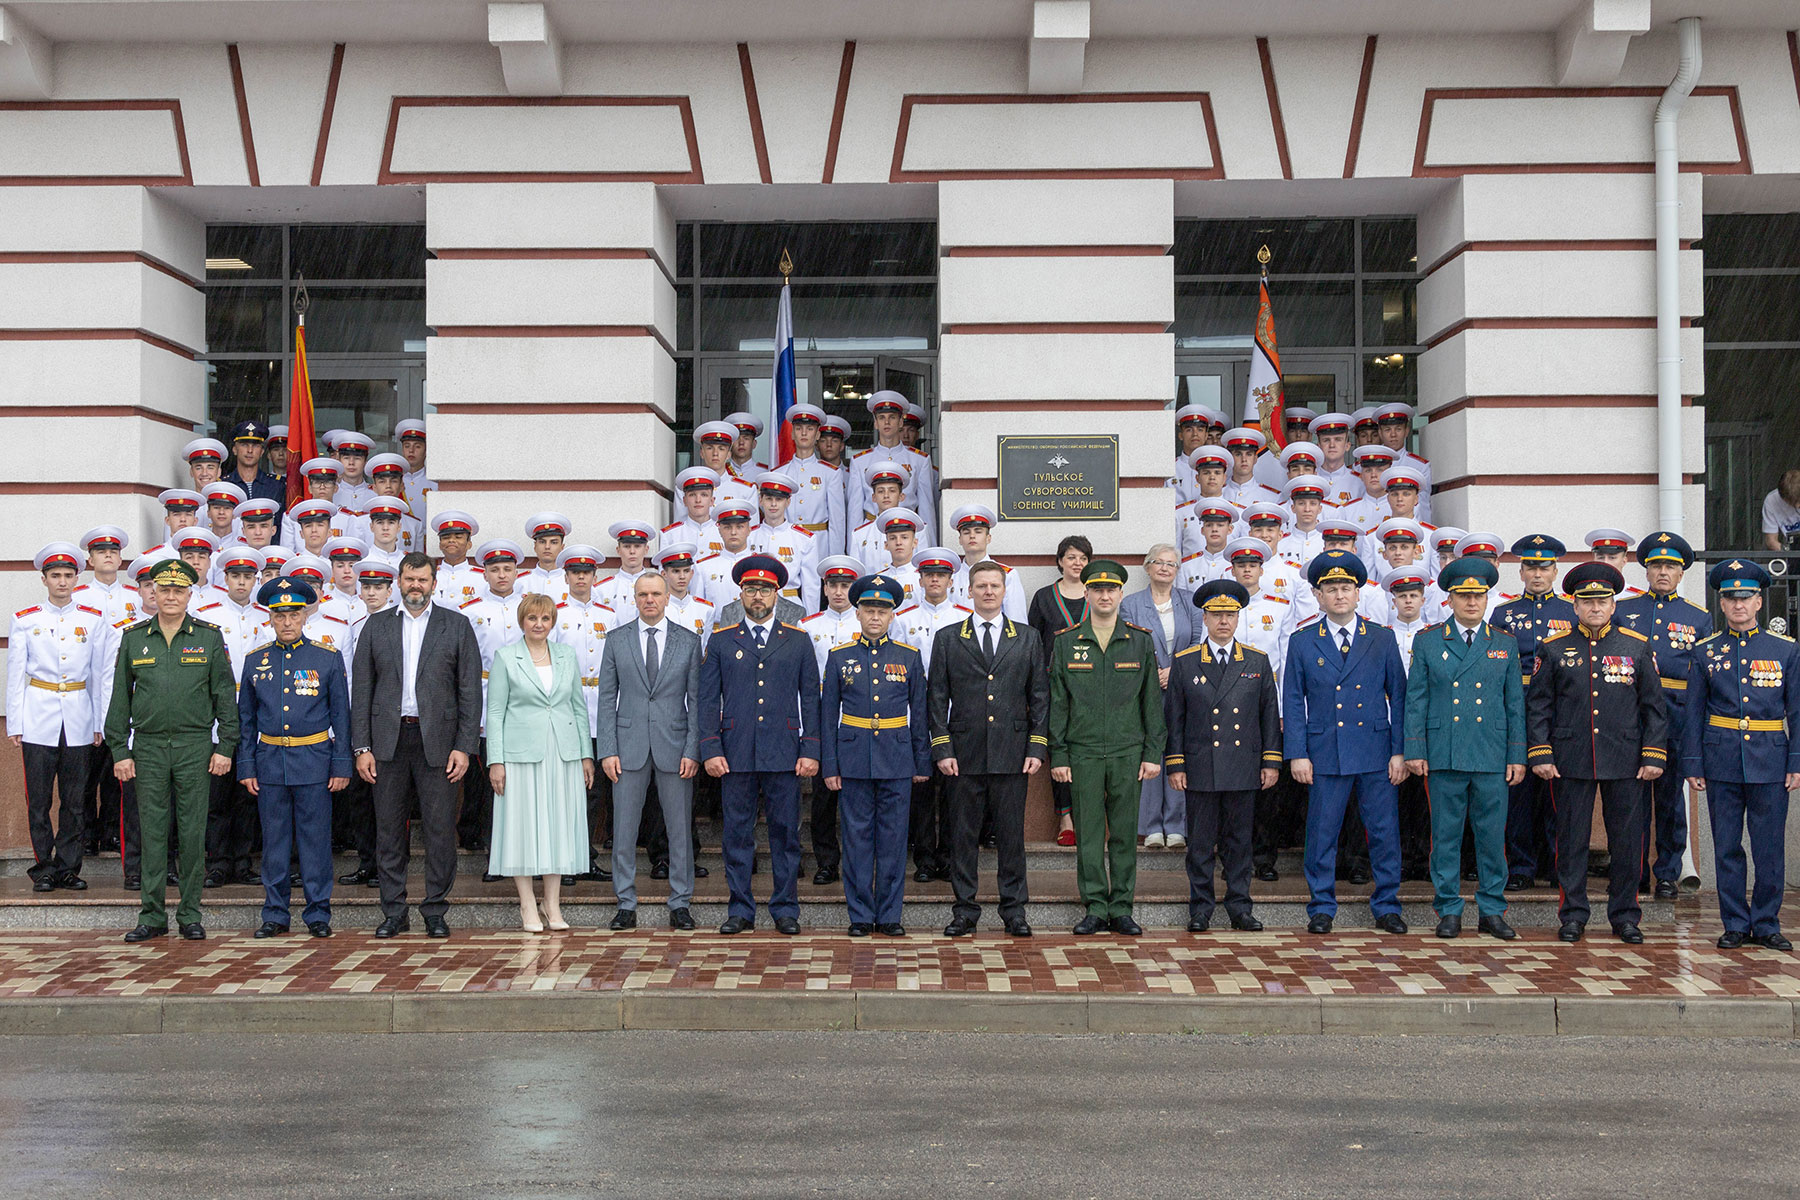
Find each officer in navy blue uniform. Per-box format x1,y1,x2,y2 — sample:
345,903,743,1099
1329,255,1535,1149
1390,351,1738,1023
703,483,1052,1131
1615,530,1712,898
235,578,352,938
1682,560,1799,951
697,554,822,936
1493,534,1576,890
1282,550,1410,935
822,574,931,936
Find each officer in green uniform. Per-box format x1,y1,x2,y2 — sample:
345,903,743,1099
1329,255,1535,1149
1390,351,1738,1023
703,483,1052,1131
1048,559,1166,936
1403,556,1527,940
103,560,239,942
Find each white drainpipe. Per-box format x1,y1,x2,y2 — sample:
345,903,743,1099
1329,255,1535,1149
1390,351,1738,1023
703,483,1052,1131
1654,17,1701,533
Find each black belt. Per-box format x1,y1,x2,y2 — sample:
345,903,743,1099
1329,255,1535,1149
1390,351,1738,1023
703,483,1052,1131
401,716,420,726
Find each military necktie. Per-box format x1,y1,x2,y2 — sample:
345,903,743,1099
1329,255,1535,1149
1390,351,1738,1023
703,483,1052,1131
982,621,996,661
1339,628,1351,655
1465,628,1474,647
752,625,766,650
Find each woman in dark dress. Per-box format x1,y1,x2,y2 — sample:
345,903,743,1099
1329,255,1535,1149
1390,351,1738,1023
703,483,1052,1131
1027,535,1092,846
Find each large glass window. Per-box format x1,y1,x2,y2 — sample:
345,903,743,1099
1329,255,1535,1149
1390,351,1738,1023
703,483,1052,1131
200,225,427,439
1171,216,1420,424
670,221,938,468
1698,214,1800,552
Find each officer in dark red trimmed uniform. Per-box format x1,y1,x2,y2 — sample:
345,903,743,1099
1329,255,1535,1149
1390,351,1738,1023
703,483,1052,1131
1493,534,1576,890
1527,562,1667,944
1614,530,1712,898
1682,560,1799,951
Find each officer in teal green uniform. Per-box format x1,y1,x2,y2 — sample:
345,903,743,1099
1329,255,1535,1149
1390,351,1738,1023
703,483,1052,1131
237,578,352,939
1681,559,1799,951
103,560,239,942
1403,556,1527,939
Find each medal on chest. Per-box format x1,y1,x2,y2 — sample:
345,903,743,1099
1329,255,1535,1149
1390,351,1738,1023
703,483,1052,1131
1600,655,1635,684
1750,659,1783,687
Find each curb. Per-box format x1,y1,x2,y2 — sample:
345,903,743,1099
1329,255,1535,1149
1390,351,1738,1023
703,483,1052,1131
0,991,1793,1038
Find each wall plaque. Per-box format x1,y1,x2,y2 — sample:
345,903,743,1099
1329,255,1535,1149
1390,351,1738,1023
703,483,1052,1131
997,435,1120,521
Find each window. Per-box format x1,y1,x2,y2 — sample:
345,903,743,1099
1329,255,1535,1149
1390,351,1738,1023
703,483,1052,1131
200,225,427,439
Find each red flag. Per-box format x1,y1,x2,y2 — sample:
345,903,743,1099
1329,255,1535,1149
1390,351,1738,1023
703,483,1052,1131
1247,273,1285,449
285,320,317,509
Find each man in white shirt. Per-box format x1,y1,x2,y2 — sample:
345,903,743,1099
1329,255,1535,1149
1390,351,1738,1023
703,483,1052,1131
1170,403,1210,502
518,511,573,601
1308,412,1365,508
693,421,758,511
1277,476,1330,566
664,467,724,559
321,537,371,626
395,419,435,520
1178,503,1236,593
1762,469,1800,550
945,503,1028,622
361,499,411,569
775,403,848,556
431,511,484,606
1222,427,1278,508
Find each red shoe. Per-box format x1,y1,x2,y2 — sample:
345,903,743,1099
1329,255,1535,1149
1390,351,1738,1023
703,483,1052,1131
1056,828,1076,847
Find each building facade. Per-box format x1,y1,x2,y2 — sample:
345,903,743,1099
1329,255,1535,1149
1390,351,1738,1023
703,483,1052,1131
3,1,1800,746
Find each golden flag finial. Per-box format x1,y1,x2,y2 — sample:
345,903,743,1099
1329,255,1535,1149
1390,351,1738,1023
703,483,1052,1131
779,248,793,280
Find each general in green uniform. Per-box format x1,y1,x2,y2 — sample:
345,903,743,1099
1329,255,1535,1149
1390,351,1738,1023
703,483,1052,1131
103,560,239,941
1047,560,1166,935
1402,556,1526,940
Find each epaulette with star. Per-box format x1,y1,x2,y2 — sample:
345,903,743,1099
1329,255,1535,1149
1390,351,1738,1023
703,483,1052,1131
830,638,857,651
1618,627,1649,642
1174,644,1203,658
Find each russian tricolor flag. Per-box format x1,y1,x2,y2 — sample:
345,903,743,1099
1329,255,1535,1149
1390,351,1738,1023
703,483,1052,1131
773,278,796,464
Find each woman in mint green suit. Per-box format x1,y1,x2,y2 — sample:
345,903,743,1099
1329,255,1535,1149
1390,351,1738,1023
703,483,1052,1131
487,592,594,931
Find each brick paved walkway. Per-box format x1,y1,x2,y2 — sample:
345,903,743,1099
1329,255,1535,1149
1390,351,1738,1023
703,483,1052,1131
0,923,1794,1001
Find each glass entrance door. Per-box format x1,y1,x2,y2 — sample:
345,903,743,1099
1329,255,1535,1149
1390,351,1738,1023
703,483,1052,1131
306,360,426,445
700,358,818,441
1175,352,1357,426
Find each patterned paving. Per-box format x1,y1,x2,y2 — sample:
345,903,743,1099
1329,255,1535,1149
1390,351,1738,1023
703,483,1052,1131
0,924,1794,1001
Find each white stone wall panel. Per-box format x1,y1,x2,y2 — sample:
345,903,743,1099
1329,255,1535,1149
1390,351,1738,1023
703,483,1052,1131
940,255,1173,326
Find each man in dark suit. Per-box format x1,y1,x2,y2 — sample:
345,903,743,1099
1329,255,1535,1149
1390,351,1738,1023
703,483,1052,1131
929,560,1049,938
698,555,822,936
350,552,484,938
1165,579,1280,933
595,572,703,931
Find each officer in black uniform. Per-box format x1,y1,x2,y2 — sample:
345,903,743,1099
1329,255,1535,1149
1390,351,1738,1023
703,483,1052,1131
1164,579,1280,933
1615,531,1712,898
1526,562,1667,944
1493,534,1575,890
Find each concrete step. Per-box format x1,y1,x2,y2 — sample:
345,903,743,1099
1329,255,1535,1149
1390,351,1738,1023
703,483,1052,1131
0,859,1687,931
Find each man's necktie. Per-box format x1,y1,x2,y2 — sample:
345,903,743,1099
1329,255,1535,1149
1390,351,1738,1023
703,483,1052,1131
644,626,659,688
752,626,765,650
982,622,996,660
1465,628,1474,647
1339,628,1351,655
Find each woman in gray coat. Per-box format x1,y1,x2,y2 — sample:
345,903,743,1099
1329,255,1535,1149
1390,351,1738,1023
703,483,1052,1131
1120,545,1195,847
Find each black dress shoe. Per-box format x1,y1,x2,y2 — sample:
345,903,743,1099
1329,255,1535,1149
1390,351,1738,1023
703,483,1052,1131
1613,923,1644,945
1505,876,1533,892
669,908,696,931
1558,921,1584,943
239,871,262,888
1753,930,1793,952
481,873,503,884
253,921,289,938
1653,879,1678,900
1374,913,1408,935
1229,913,1264,932
847,922,872,937
166,872,180,886
1348,866,1372,886
1717,929,1748,949
774,917,800,936
1111,915,1143,936
580,865,613,883
424,915,451,938
813,868,839,886
718,916,753,935
1187,915,1211,933
876,922,906,937
337,866,376,886
83,839,100,857
307,922,332,938
1461,868,1479,882
1004,918,1033,937
913,867,934,883
609,909,637,931
561,876,578,887
1435,915,1462,939
1307,914,1333,935
374,916,410,938
1478,914,1518,941
122,875,140,891
32,877,55,893
288,870,302,887
931,867,953,882
1072,914,1108,935
1255,865,1279,882
203,868,230,889
694,864,710,879
122,924,166,943
57,874,88,891
944,916,978,937
650,860,670,881
179,923,206,941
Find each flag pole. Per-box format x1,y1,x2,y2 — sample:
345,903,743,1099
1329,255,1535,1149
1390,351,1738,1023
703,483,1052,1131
774,248,796,464
286,276,316,509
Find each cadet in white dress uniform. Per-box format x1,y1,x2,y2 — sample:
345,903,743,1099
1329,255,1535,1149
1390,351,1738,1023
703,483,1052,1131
694,502,755,612
430,510,484,606
518,511,573,601
657,541,715,650
598,520,658,613
747,470,820,608
665,466,725,559
775,403,848,556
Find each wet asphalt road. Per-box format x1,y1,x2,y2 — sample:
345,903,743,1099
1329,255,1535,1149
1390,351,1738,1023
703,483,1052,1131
1,1031,1795,1198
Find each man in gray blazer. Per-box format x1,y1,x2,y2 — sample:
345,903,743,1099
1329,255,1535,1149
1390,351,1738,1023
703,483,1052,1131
595,571,703,930
350,553,484,938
